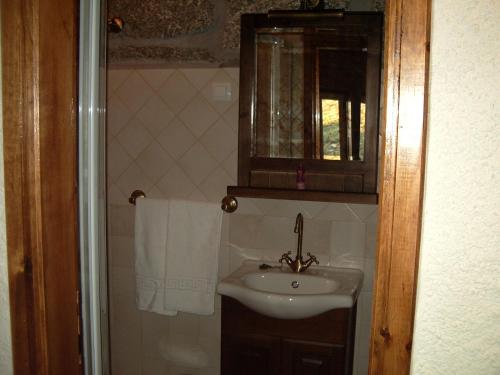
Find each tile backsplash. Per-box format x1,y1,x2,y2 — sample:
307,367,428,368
107,67,377,375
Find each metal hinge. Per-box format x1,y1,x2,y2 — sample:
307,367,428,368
76,289,82,335
76,289,83,366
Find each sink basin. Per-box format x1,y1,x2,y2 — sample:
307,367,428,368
217,260,363,319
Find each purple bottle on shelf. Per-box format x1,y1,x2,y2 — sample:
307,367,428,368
296,163,305,190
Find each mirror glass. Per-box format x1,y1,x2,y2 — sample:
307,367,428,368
251,28,368,161
318,48,367,161
253,29,305,158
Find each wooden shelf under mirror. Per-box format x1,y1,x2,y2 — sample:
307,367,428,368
227,186,378,204
231,11,383,203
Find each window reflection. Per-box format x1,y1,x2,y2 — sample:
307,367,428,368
321,99,366,161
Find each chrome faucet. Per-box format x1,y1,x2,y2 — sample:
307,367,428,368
279,213,319,272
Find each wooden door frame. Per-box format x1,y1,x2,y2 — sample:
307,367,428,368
1,0,431,374
369,0,432,373
1,0,82,375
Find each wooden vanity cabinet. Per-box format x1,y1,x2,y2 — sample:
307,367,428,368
221,296,357,375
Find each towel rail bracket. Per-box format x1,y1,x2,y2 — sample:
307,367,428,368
129,190,146,205
221,195,238,213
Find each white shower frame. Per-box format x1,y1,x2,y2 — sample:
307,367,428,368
78,0,109,374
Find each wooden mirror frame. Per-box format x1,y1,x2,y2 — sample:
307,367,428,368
235,12,382,197
1,0,431,374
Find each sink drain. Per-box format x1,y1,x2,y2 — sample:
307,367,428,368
291,280,300,288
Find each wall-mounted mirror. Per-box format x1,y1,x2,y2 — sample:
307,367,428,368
234,12,383,202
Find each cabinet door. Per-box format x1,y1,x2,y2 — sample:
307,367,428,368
221,334,280,375
282,339,346,375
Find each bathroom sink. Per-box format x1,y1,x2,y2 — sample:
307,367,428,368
217,260,363,319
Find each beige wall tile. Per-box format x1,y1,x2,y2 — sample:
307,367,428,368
108,69,132,94
181,68,217,90
364,210,378,259
316,203,361,222
142,355,168,375
157,118,197,160
108,184,128,205
116,162,154,197
138,68,173,91
109,236,135,268
115,71,154,114
178,96,219,137
156,165,196,199
198,309,221,341
110,293,142,346
169,312,200,338
111,346,142,375
141,311,170,359
107,96,134,137
229,214,264,249
221,149,237,181
178,142,218,186
330,221,366,259
136,141,175,183
362,258,375,292
107,67,378,375
109,204,135,236
136,95,175,137
348,203,378,222
200,118,237,163
197,167,234,203
110,266,135,298
302,219,331,254
117,118,154,159
157,71,197,113
108,139,133,182
222,102,239,132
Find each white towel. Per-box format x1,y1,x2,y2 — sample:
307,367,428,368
164,199,222,315
134,198,176,315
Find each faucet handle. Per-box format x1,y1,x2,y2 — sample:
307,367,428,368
306,252,319,264
279,251,292,264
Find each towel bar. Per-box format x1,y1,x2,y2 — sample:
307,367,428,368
221,195,238,213
129,190,146,205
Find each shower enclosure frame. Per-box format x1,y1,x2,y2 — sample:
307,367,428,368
78,0,110,374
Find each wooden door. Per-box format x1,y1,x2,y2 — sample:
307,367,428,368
282,339,346,375
1,0,82,374
221,334,281,375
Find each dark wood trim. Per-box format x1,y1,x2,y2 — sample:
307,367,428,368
368,0,431,373
237,13,382,196
227,186,378,204
237,15,255,187
2,0,82,374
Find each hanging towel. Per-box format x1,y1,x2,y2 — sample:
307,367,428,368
134,198,176,315
164,199,223,315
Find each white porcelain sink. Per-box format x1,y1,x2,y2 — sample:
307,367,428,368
217,260,363,319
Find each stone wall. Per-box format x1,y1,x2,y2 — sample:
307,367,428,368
107,0,384,66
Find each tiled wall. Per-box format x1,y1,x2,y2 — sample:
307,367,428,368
107,67,377,375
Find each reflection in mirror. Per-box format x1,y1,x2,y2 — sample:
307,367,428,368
252,29,370,162
253,29,305,159
318,48,367,161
